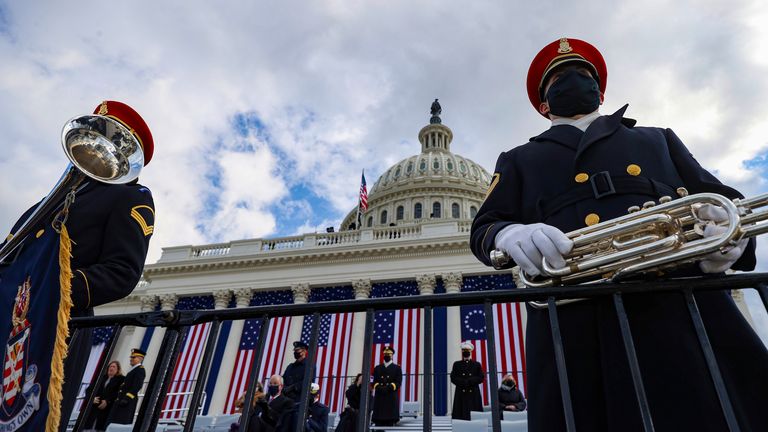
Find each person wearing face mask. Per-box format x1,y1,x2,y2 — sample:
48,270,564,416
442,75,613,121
470,37,768,432
497,374,526,419
371,346,402,426
252,375,296,432
305,383,329,432
335,374,363,432
450,342,484,420
282,341,315,401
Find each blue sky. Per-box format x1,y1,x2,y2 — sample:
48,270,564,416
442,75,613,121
0,0,767,339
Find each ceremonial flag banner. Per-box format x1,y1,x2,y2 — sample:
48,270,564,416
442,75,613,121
224,290,293,414
0,225,74,431
300,286,354,414
356,171,368,227
460,275,527,405
371,281,421,405
161,296,214,420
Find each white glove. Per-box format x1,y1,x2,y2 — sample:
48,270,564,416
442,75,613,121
696,204,748,273
495,223,573,277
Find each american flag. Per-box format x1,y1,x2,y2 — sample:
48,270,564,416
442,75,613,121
370,281,421,404
224,290,293,414
357,170,368,228
300,286,355,414
460,275,526,404
74,327,116,418
161,296,215,419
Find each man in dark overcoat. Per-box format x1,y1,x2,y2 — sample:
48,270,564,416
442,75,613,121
470,37,768,431
282,341,315,400
450,342,484,420
106,348,146,425
371,346,402,426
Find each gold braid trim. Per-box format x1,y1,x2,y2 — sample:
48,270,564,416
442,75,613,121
45,225,74,432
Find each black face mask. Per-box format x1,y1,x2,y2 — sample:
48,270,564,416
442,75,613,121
294,351,302,360
504,380,515,388
383,355,392,362
462,351,471,359
268,385,280,396
545,69,600,118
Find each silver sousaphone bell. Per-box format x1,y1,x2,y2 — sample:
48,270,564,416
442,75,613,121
0,114,144,262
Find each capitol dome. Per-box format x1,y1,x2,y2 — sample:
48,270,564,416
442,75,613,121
341,100,491,230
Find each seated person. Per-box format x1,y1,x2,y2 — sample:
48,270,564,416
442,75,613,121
498,374,526,418
305,383,329,432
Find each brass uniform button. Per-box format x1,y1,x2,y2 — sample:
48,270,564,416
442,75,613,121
585,213,600,226
627,164,641,176
575,172,589,183
35,229,45,238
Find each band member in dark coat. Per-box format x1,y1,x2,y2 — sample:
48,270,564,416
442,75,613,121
0,101,156,431
470,37,768,432
107,349,146,426
335,374,363,432
259,374,296,432
305,383,329,432
498,374,526,419
82,360,125,431
371,346,402,426
450,342,484,420
282,341,315,400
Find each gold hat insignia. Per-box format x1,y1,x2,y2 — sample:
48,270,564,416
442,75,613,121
98,101,109,115
558,38,573,54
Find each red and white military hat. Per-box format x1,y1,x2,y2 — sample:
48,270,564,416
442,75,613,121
94,100,154,165
526,37,607,116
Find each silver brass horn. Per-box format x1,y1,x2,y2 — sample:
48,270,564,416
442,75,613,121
0,114,144,262
489,188,768,308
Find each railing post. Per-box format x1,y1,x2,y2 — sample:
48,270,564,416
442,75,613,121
547,297,576,432
612,293,655,432
240,316,271,431
295,312,321,432
183,320,221,431
684,289,741,432
357,309,375,432
134,324,186,432
73,325,123,432
423,306,432,432
484,301,501,432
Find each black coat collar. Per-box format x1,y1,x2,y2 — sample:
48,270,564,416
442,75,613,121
530,105,636,156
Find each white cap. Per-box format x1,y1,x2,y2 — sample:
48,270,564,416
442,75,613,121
310,382,320,394
460,341,474,351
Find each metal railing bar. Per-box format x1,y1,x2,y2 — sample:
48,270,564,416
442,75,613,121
183,320,221,431
135,326,186,432
72,325,123,432
357,309,375,432
423,306,432,432
70,273,768,329
240,315,270,431
612,293,655,432
547,296,576,432
483,301,502,432
683,289,741,432
295,312,321,432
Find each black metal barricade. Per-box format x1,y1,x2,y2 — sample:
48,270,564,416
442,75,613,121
69,273,768,432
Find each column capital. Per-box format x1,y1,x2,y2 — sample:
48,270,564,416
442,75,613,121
213,290,233,309
442,272,463,294
234,287,254,308
139,295,158,312
291,283,311,304
352,279,372,300
159,293,178,311
416,274,437,295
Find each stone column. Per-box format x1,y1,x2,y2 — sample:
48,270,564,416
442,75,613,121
347,279,372,383
115,295,158,363
208,288,251,414
282,283,310,367
442,272,463,415
417,274,436,412
143,293,178,377
731,289,756,327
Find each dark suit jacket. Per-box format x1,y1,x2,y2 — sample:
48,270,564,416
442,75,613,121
83,374,125,429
